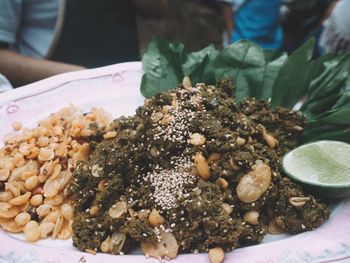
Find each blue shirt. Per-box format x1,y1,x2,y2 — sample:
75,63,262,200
222,0,283,49
0,0,61,58
228,0,283,49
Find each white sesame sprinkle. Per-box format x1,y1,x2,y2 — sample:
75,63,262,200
144,156,196,211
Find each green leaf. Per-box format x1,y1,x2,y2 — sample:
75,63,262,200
314,91,350,125
211,41,287,101
141,36,186,98
182,44,219,85
213,40,268,100
301,53,350,121
256,50,288,100
302,123,350,144
271,38,315,108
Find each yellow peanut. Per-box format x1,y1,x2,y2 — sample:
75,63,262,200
194,152,211,180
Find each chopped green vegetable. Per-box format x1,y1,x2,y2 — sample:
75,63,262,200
68,81,329,256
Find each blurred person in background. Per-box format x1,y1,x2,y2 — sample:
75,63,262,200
220,0,283,49
319,0,350,54
280,0,335,53
0,1,83,88
0,0,166,88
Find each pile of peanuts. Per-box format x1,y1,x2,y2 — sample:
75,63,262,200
0,106,110,242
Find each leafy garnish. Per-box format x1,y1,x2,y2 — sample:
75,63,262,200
141,36,350,144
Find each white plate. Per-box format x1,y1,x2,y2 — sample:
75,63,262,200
1,62,350,263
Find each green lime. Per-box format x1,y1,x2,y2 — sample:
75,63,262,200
282,140,350,198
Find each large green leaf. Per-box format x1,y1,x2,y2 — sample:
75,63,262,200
270,38,315,108
141,36,186,98
302,123,350,144
182,44,219,85
301,53,350,121
314,91,350,125
213,40,267,100
255,50,288,100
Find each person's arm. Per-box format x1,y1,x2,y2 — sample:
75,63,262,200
132,0,167,19
221,2,234,42
0,47,84,87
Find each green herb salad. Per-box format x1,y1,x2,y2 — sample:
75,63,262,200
67,79,329,260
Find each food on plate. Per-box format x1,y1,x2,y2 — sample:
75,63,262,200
65,80,329,259
0,106,110,241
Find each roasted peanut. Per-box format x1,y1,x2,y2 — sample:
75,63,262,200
44,193,64,206
101,236,111,253
30,194,43,207
0,220,24,233
6,182,21,197
0,191,13,202
268,218,284,235
15,212,31,226
38,147,55,161
52,215,64,239
236,137,246,146
103,131,117,139
43,178,60,198
207,153,221,163
24,220,40,242
12,122,22,131
0,206,19,218
289,197,310,207
263,132,277,149
110,232,126,254
37,136,50,147
0,168,10,181
89,205,99,216
243,211,259,225
221,203,233,215
229,157,240,171
61,203,74,220
141,231,179,259
9,192,31,206
189,133,206,146
216,178,229,189
236,164,271,203
57,220,72,240
36,204,53,218
149,209,165,227
42,210,61,224
159,115,174,126
138,209,150,220
208,247,225,263
39,222,55,238
194,152,211,180
24,175,39,191
152,112,164,123
108,201,127,219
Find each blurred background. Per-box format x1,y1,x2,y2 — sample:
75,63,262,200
137,0,223,53
1,0,349,88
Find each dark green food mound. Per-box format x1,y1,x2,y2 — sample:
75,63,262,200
67,80,329,255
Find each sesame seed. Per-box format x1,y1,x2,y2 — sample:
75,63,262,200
144,156,195,211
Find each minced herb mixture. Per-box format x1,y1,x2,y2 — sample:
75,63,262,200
66,80,329,259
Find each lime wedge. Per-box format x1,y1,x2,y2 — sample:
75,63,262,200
283,141,350,187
